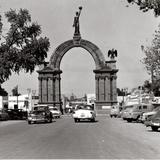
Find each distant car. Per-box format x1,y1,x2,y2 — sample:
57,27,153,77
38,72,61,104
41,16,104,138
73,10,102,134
141,107,160,123
72,104,96,122
0,109,9,121
123,103,154,122
110,105,120,118
49,107,61,118
28,105,52,124
121,105,134,120
146,110,160,131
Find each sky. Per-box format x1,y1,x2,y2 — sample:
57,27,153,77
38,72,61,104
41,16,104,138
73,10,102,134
0,0,160,97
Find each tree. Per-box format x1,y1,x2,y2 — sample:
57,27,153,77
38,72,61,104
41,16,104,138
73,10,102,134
141,25,160,86
117,88,128,96
0,86,8,96
0,8,50,84
143,80,151,93
12,85,20,96
126,0,160,17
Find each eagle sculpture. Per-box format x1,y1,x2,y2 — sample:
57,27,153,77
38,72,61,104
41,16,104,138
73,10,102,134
108,49,118,59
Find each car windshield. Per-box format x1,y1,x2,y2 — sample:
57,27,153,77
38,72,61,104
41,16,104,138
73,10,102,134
153,107,160,112
123,105,134,110
154,110,160,118
50,108,58,111
31,111,45,115
77,105,93,110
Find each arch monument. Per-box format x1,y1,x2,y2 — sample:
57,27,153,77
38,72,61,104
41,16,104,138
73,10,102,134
37,7,118,114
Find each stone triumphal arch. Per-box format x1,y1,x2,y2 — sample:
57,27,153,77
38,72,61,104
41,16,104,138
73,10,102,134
37,7,118,113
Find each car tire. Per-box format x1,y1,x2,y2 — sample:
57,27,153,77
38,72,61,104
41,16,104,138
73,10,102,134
74,118,77,123
49,118,52,123
151,126,159,131
110,115,112,118
91,118,95,122
127,119,132,123
28,121,31,124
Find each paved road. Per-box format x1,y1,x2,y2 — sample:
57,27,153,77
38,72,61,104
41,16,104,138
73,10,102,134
0,115,160,159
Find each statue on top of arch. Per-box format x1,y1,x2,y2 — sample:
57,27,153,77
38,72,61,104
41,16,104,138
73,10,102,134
108,48,118,59
73,6,82,36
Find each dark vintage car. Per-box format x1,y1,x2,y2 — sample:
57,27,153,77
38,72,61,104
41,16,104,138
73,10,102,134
0,109,9,121
146,110,160,131
28,105,52,124
6,109,27,120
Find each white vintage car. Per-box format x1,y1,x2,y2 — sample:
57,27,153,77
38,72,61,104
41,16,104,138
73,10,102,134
72,104,96,122
49,107,61,118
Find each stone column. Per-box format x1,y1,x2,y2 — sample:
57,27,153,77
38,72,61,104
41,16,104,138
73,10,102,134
105,75,110,102
53,71,62,110
99,76,105,101
41,77,47,103
112,74,118,103
38,77,42,103
95,76,99,101
48,77,53,102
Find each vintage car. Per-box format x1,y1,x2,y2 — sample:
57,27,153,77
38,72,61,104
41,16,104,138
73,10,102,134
145,110,160,131
0,109,9,121
121,105,134,120
141,107,160,123
28,105,52,124
49,107,61,118
110,105,120,118
72,104,96,122
6,109,27,120
123,103,154,122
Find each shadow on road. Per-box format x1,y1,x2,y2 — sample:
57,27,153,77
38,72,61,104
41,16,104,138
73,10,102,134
75,120,99,123
147,129,160,132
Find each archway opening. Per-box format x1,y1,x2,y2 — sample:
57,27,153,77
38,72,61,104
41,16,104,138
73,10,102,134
60,48,95,99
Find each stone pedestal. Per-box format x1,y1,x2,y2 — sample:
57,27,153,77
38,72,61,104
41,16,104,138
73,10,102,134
37,67,63,111
93,60,118,114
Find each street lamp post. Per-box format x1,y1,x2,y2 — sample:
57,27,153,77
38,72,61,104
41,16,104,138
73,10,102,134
122,88,128,105
32,90,36,108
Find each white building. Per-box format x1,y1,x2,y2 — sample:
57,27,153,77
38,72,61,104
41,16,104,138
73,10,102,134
87,94,96,105
8,94,39,111
0,96,8,109
8,94,29,111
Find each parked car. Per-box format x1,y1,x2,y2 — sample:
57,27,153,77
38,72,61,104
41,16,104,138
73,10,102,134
121,105,134,120
0,109,9,120
49,107,61,118
6,109,27,120
27,104,52,124
146,110,160,131
110,105,120,118
124,103,154,122
141,106,160,123
72,104,96,122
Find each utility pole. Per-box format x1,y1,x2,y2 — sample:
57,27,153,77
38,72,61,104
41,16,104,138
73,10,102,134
151,65,154,93
16,85,19,109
